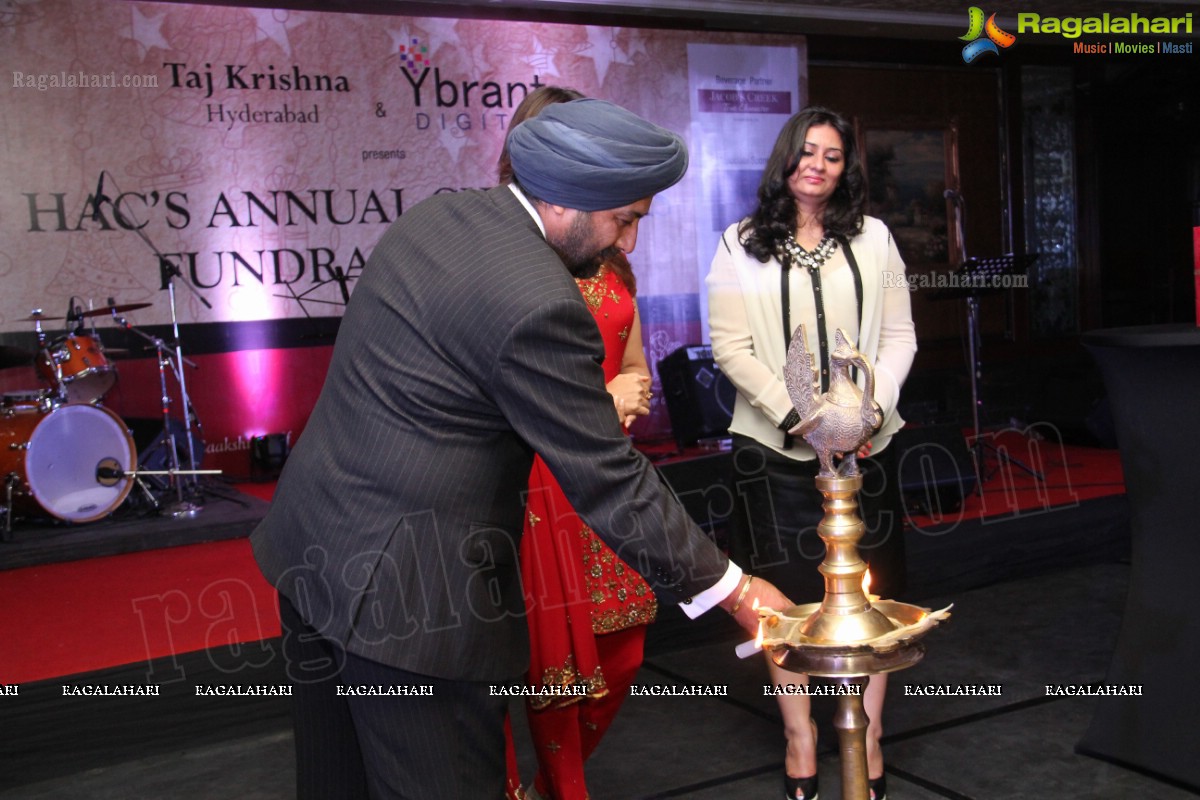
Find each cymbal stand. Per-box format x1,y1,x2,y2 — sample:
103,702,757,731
3,476,16,540
26,310,67,405
161,262,201,499
94,171,213,516
109,307,206,518
31,311,48,348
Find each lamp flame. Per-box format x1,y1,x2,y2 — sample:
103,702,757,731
862,568,880,602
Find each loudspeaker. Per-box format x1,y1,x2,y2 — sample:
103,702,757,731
250,432,291,476
892,424,977,516
658,345,736,447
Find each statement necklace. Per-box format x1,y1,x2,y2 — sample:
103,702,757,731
781,234,838,273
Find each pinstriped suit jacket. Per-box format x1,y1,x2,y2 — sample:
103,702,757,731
251,186,729,682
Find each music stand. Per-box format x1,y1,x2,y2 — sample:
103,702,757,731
933,253,1041,488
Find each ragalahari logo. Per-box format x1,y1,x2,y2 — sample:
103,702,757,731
959,7,1017,62
399,37,429,74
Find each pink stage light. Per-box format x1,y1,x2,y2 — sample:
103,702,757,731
228,348,288,439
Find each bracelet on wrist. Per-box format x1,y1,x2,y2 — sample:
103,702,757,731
731,575,754,613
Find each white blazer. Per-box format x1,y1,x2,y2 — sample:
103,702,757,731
706,215,918,460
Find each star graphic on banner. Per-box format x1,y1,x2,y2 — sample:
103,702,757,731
584,26,632,86
465,40,489,71
525,34,564,81
128,6,170,58
437,127,471,164
250,8,305,57
416,17,462,52
0,2,24,34
623,32,649,62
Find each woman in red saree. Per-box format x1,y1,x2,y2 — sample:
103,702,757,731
499,86,657,800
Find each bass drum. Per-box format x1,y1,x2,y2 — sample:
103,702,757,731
0,404,136,523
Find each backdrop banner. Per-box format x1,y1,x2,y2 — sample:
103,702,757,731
1,1,805,472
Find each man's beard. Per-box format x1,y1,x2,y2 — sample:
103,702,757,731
548,212,621,278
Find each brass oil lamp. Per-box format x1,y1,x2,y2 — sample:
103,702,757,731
752,327,951,799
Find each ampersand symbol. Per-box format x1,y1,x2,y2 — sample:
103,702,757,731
375,103,386,118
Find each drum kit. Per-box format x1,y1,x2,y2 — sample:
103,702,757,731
2,302,218,536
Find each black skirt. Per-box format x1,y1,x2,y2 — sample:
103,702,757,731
726,434,908,605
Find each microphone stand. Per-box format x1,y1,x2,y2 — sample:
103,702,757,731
158,259,203,511
93,171,216,517
939,190,1042,490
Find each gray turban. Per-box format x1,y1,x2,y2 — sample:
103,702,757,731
507,98,688,211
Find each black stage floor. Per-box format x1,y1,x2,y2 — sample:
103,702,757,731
11,560,1200,799
1,489,1161,798
0,480,270,571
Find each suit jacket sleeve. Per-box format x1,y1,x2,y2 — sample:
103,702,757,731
488,291,729,604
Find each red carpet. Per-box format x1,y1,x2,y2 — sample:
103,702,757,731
0,483,279,685
907,432,1124,529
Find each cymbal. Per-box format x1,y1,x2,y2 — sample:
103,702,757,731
19,312,63,321
78,302,152,318
0,345,34,368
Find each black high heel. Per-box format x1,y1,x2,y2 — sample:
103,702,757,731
869,773,888,800
784,773,819,800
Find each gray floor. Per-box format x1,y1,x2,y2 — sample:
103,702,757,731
5,561,1197,799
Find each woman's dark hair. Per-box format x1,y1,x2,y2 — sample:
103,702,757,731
496,85,585,185
739,106,865,263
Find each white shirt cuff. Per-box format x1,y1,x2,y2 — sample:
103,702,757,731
678,562,743,619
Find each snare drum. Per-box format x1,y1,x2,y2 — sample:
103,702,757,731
36,333,117,404
0,403,136,522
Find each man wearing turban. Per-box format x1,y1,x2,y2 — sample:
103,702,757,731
251,98,790,799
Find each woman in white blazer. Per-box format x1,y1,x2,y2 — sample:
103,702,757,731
707,107,917,800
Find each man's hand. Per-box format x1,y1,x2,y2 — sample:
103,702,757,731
718,575,793,636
